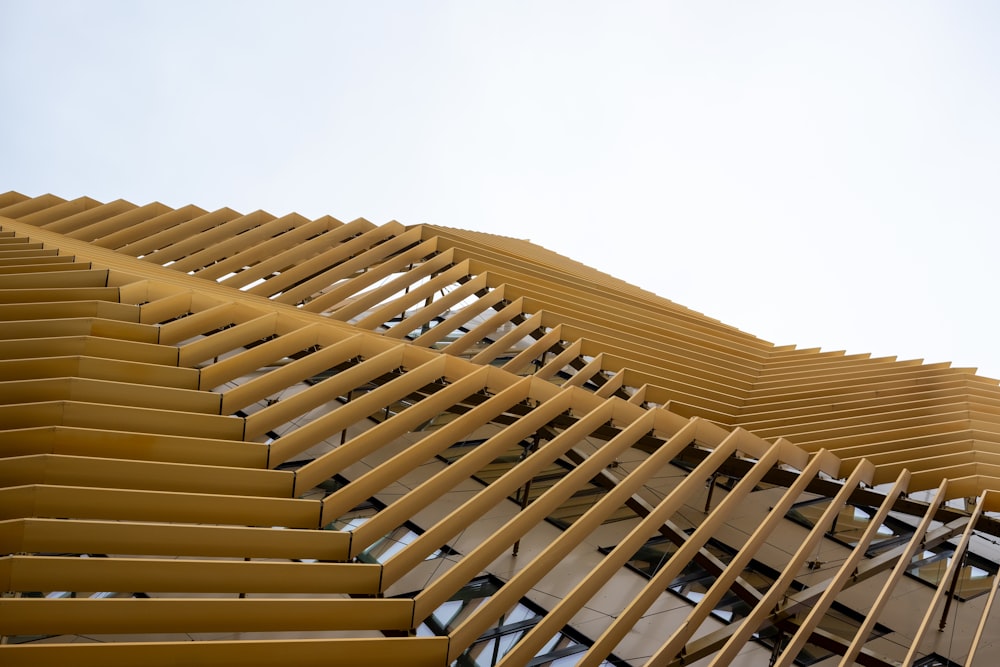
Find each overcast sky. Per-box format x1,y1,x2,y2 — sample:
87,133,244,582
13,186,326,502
2,1,999,379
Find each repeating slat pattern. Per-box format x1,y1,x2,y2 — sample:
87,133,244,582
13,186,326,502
0,191,998,666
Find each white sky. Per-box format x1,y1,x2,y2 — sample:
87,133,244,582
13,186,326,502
2,1,999,378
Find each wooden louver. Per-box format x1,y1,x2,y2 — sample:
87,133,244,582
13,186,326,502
1,190,999,666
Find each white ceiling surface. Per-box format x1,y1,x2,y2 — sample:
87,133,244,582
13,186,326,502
2,1,998,378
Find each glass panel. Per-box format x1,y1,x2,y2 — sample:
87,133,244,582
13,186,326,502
404,575,629,667
913,653,963,666
786,499,913,554
327,499,454,564
907,546,997,601
609,534,890,666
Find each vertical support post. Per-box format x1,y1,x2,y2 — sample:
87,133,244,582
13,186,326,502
704,473,718,513
768,629,783,667
340,389,352,445
939,549,967,630
512,434,541,557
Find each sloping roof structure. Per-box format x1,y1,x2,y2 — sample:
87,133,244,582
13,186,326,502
1,190,998,666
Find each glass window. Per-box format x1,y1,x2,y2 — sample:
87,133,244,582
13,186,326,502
326,496,456,564
607,534,891,666
907,545,997,601
913,653,963,666
404,575,629,667
786,499,914,555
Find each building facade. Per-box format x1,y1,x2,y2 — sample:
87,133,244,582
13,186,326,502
1,191,998,666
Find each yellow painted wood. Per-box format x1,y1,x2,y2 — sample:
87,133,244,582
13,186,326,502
0,637,448,667
0,335,178,365
0,314,156,342
150,210,274,269
0,400,243,439
157,302,245,346
178,312,278,367
300,364,493,497
470,311,544,366
324,243,451,321
0,255,74,270
0,518,350,560
269,352,448,465
837,479,948,666
600,445,830,667
0,356,197,388
385,272,489,340
68,201,172,243
593,369,625,399
331,374,529,551
183,212,313,280
903,497,985,665
428,228,767,356
136,288,194,324
0,285,119,303
220,332,363,414
243,342,403,440
0,268,108,289
199,323,321,390
134,208,240,260
0,597,416,634
0,377,220,413
385,387,578,589
965,534,1000,665
0,426,267,467
0,192,66,217
445,296,524,357
296,233,438,313
0,242,46,253
0,299,139,322
711,461,876,665
489,420,737,667
0,554,380,594
94,204,206,250
411,283,507,348
535,337,583,381
772,469,912,667
0,260,91,274
0,454,293,496
0,484,319,527
561,352,605,389
450,410,664,659
248,222,407,299
352,256,468,330
218,217,372,289
501,325,563,376
18,196,110,228
6,193,1000,664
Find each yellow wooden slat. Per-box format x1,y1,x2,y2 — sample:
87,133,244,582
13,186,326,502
0,637,448,667
0,555,380,594
0,518,349,560
0,597,416,634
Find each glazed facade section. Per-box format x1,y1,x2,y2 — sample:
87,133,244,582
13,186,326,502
0,191,998,666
